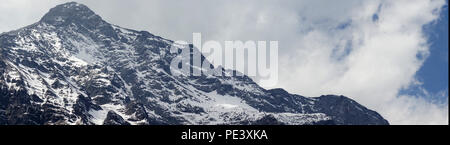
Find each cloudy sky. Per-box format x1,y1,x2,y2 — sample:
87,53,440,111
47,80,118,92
0,0,448,124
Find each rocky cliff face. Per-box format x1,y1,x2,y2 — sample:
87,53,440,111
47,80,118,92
0,2,389,125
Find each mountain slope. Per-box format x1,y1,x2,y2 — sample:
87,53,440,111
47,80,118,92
0,2,389,125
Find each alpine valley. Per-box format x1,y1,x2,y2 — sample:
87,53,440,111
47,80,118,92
0,2,389,125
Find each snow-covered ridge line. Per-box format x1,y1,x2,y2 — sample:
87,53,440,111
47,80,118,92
0,2,389,125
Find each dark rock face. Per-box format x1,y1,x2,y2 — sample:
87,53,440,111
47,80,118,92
314,95,389,125
40,2,102,27
103,111,130,125
250,115,285,125
0,2,389,125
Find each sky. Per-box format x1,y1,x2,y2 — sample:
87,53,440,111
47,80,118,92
0,0,448,125
412,5,449,104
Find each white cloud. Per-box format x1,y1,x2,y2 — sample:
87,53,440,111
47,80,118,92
381,95,448,125
0,0,448,124
276,0,448,124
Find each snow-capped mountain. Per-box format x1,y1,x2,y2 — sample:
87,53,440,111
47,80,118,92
0,2,388,125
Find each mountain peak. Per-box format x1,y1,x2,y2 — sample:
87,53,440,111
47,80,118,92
0,2,389,125
40,2,104,26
